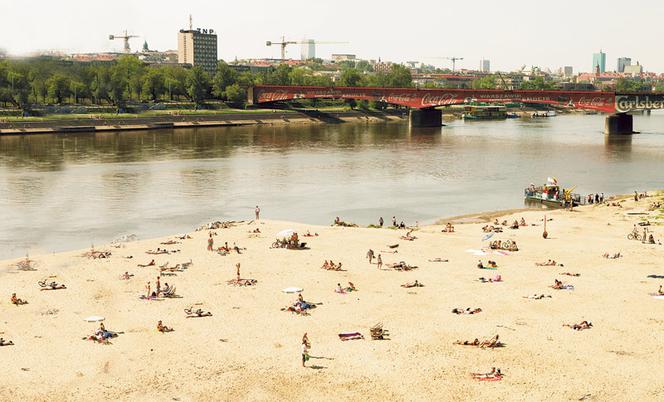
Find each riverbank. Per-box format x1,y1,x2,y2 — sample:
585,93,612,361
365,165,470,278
1,192,663,401
0,109,406,136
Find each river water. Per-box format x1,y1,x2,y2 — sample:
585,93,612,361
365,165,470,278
1,113,663,259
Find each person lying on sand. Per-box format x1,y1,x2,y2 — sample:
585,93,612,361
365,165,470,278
137,259,155,267
523,294,552,299
10,293,27,305
120,272,134,280
347,282,357,292
184,307,212,318
146,248,169,255
38,280,66,290
563,320,593,331
478,275,502,283
551,279,564,289
302,230,318,237
471,367,503,380
535,259,562,266
400,230,417,241
428,258,449,262
452,307,482,315
176,234,192,240
157,320,173,333
479,335,502,349
454,338,480,346
0,338,15,346
560,272,580,277
603,252,622,259
160,240,180,245
401,280,423,288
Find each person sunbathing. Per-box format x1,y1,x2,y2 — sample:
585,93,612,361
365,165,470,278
303,231,318,237
428,258,449,262
454,338,480,346
321,260,330,269
335,283,345,294
185,307,212,318
452,307,482,315
39,281,66,290
0,338,14,346
488,260,498,268
479,335,501,348
520,217,527,226
551,279,564,289
401,280,423,288
157,320,173,333
346,282,357,292
442,223,455,233
176,234,192,240
11,293,27,305
160,240,179,245
510,220,519,229
120,272,134,280
563,320,593,331
146,248,169,255
523,294,552,299
477,260,484,269
536,259,557,266
137,259,155,267
472,367,502,380
658,285,663,295
478,275,501,283
560,272,580,277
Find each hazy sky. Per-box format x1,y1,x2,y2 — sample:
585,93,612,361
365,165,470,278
2,0,664,73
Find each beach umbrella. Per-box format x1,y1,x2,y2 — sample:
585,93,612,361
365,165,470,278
83,316,105,322
276,229,295,238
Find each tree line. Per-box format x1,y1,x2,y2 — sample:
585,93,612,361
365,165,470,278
0,56,414,112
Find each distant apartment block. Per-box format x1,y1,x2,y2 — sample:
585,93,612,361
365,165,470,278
564,66,574,77
480,59,490,73
617,57,631,73
178,28,218,74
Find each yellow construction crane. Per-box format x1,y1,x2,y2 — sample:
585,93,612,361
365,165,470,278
266,36,348,60
109,30,139,54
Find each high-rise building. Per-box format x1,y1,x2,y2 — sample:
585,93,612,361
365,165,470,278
480,59,490,73
624,62,643,75
592,50,606,73
301,39,316,60
564,66,574,77
617,57,631,73
178,24,218,75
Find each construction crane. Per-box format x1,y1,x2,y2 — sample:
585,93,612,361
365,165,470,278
266,36,348,60
109,30,139,54
426,56,464,72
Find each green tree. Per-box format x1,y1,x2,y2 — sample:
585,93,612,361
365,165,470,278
339,68,363,86
186,66,210,106
520,76,555,90
471,75,496,89
615,78,644,92
46,74,70,104
385,64,412,87
225,83,246,107
142,68,166,101
212,60,238,99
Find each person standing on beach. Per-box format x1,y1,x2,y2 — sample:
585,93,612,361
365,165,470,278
377,254,383,270
236,263,241,282
207,233,214,251
156,276,161,295
145,282,151,298
255,206,260,220
302,333,310,367
392,216,397,227
379,217,384,227
367,249,374,264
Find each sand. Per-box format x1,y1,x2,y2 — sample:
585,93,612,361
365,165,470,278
1,193,664,401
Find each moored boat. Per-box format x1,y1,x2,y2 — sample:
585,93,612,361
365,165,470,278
524,177,583,209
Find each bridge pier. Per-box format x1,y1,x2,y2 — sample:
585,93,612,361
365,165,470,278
409,108,442,128
605,113,634,135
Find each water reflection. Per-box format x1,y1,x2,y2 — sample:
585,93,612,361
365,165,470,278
0,114,663,259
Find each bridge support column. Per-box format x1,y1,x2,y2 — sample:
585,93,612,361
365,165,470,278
409,108,442,128
604,113,634,135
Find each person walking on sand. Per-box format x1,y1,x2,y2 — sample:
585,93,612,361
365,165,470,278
255,205,261,220
236,263,241,282
145,282,151,298
207,233,214,251
302,333,310,367
156,276,161,295
379,217,384,227
367,249,374,264
377,254,383,270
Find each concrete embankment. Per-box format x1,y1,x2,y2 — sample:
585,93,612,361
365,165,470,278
0,110,407,136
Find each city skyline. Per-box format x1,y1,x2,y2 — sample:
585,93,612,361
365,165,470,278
2,0,664,73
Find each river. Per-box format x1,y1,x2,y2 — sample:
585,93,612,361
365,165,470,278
1,113,663,259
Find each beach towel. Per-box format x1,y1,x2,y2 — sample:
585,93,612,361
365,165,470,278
494,250,511,256
479,267,497,270
649,294,664,299
466,249,487,256
282,287,303,293
338,332,364,341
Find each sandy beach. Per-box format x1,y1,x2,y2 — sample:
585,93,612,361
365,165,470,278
1,193,663,401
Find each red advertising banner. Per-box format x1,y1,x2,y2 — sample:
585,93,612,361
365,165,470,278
251,85,617,113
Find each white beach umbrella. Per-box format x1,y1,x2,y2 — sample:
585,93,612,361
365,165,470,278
276,229,295,238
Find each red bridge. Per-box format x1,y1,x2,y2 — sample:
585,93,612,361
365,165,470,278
249,85,616,113
249,85,664,133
